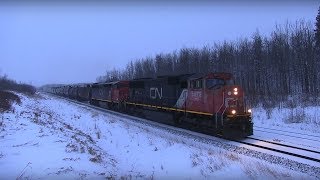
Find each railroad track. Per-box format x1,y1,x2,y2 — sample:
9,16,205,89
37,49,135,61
252,125,320,154
248,137,320,155
253,126,320,143
254,126,320,139
238,137,320,163
44,93,320,177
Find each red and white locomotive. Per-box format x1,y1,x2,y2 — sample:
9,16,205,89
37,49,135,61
46,72,253,139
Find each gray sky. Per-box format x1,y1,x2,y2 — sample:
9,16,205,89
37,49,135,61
0,1,318,86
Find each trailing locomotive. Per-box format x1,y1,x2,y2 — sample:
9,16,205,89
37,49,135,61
44,72,253,139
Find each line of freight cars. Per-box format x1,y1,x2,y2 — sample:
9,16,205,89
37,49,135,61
45,72,253,139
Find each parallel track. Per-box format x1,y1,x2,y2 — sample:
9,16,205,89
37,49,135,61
254,125,320,139
254,128,320,143
238,138,320,163
247,137,320,155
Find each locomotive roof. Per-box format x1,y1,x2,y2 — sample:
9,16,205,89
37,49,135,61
92,81,119,86
189,72,233,80
131,74,194,82
156,73,195,79
92,80,129,87
98,81,118,84
132,77,153,80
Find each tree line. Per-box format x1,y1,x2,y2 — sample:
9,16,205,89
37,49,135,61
97,10,320,106
0,75,36,95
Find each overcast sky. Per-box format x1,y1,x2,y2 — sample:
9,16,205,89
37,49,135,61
0,1,318,86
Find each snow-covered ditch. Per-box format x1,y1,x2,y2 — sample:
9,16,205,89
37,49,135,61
0,92,316,179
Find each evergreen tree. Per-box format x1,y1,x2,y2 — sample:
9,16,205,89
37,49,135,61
315,6,320,49
315,6,320,95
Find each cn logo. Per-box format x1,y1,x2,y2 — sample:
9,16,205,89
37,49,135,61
150,87,162,99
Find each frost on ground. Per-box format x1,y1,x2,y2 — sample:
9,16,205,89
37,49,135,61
253,104,320,134
0,92,315,179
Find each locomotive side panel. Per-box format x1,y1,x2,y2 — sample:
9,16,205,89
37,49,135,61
111,81,129,102
91,84,112,101
128,80,146,104
128,77,186,108
144,78,178,107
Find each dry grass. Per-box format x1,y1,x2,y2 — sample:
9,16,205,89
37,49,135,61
0,90,21,113
0,75,36,95
109,117,116,124
90,154,102,163
55,166,74,175
240,160,292,179
65,143,79,153
190,150,240,178
94,122,101,139
0,118,3,128
225,153,240,162
91,112,99,118
63,157,80,161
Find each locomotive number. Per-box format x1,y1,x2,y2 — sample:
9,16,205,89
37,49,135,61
150,87,162,99
190,91,202,101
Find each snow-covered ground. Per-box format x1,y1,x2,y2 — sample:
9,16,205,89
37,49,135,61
252,105,320,152
0,92,318,179
253,105,320,134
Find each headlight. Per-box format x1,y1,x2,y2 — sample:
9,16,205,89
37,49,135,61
233,91,238,95
248,109,252,113
233,88,238,92
231,110,236,114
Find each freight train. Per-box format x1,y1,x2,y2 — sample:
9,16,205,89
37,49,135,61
44,72,253,139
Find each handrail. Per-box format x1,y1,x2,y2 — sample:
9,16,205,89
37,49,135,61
215,91,225,129
221,106,227,127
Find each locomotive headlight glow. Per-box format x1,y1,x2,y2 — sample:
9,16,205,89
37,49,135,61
248,109,252,113
234,88,238,92
233,91,238,95
231,110,236,114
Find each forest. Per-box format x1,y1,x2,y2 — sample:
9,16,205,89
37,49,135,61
97,9,320,107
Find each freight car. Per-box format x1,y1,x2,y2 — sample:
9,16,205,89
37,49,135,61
46,72,253,139
77,84,91,102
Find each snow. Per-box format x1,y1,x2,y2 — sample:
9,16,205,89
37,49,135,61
252,126,320,153
0,92,317,179
253,105,320,134
252,105,320,154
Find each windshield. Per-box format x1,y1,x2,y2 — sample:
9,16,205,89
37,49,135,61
225,79,234,85
206,79,225,89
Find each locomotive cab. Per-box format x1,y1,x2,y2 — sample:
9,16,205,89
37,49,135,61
208,73,253,138
186,73,253,139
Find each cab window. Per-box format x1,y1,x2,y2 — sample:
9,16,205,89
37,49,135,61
206,78,225,89
191,79,203,89
225,79,235,85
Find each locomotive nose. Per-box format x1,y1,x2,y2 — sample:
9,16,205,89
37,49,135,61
223,86,246,115
225,86,241,97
